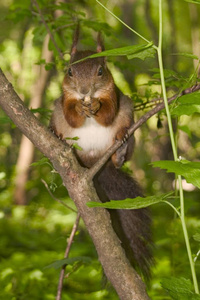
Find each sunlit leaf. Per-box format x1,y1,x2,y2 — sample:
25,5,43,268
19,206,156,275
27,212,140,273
65,136,80,141
75,43,154,63
171,91,200,116
172,104,200,116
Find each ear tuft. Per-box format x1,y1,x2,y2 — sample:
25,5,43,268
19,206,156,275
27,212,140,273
97,32,105,53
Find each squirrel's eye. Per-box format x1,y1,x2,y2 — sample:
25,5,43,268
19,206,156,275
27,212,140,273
68,68,73,77
98,66,103,76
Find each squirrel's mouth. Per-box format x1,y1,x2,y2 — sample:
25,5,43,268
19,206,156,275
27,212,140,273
83,96,91,103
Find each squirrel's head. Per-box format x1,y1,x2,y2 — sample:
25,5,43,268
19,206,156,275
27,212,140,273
62,27,114,100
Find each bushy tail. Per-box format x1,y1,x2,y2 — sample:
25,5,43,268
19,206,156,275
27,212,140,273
95,163,153,280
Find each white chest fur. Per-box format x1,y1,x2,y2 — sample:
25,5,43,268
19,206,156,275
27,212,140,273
68,118,114,154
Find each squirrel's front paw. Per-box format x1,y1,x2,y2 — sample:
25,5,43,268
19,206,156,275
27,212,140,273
116,127,129,143
49,126,64,141
89,98,101,115
112,143,128,168
75,100,85,116
112,127,129,168
75,100,92,118
81,97,101,117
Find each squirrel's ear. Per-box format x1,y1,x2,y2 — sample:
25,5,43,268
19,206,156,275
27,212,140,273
97,32,105,52
71,24,80,56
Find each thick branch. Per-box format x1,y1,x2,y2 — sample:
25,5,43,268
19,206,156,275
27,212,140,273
0,68,150,299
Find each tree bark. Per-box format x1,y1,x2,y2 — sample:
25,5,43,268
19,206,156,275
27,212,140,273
0,68,150,300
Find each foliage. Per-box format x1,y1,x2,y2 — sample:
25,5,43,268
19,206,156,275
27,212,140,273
0,0,200,299
88,192,174,209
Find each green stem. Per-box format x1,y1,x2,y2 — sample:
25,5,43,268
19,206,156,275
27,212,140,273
179,176,199,294
96,0,152,45
158,0,199,293
163,201,180,217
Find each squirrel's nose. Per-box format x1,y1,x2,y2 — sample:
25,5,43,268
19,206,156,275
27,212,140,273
79,86,90,95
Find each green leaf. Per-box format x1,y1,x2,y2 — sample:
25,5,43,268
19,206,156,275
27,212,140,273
74,43,154,63
32,26,47,44
65,136,80,141
172,104,200,116
31,157,51,167
71,142,82,151
82,20,112,35
127,46,155,60
171,91,200,116
152,160,200,189
45,256,91,269
178,92,200,104
87,192,173,209
6,7,32,23
151,68,179,78
161,277,200,300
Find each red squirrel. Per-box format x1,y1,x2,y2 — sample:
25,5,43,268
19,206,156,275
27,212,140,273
50,29,153,279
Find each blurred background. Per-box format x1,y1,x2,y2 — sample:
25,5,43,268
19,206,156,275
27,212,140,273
0,0,200,299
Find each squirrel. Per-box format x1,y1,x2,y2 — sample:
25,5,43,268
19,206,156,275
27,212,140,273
50,29,153,280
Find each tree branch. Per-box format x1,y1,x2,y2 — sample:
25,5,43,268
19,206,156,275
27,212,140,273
0,68,150,300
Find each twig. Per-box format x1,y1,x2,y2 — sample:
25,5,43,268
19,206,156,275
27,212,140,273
32,0,64,60
56,213,81,300
54,23,75,32
87,82,200,179
41,179,77,213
